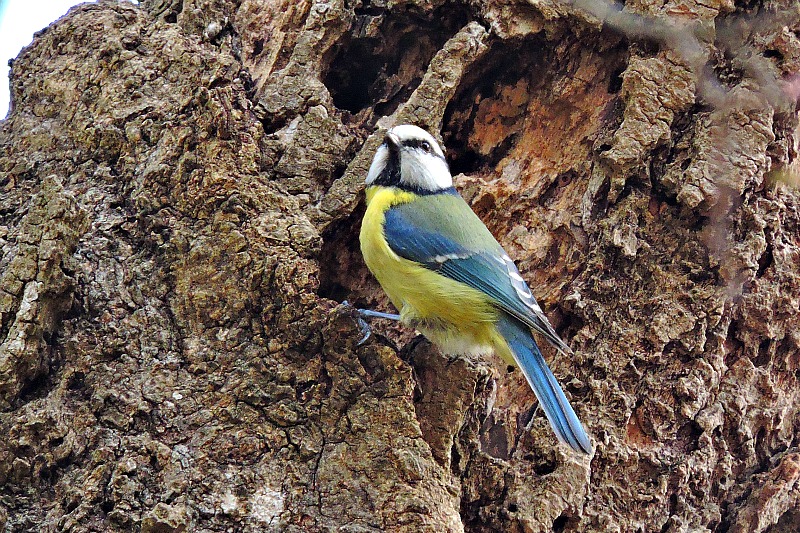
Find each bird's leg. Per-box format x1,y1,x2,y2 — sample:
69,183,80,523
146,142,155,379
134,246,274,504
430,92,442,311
357,309,401,321
342,301,400,345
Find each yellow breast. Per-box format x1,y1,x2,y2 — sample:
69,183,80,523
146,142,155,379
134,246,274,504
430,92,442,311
359,186,499,354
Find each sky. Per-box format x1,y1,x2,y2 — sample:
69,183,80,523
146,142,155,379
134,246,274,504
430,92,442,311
0,0,97,118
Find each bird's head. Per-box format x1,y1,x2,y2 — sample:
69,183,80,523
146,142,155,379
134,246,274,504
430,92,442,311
365,124,452,193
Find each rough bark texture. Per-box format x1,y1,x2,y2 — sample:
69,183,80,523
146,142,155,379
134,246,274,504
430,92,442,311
1,0,799,531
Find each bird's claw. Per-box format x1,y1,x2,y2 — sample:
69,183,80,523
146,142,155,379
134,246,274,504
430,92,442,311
342,300,372,345
356,316,372,346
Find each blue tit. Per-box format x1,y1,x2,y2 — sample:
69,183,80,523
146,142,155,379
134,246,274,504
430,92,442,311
358,124,591,454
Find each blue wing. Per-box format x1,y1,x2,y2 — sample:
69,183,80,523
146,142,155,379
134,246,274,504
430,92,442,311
384,197,571,354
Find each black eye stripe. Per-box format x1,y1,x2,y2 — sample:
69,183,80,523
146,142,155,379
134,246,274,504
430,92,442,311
396,138,447,162
401,139,433,151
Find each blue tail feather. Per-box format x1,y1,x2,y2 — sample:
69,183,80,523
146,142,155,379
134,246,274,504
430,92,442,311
496,315,592,454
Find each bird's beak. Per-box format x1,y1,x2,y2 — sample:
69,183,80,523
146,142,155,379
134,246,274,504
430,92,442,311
384,131,401,152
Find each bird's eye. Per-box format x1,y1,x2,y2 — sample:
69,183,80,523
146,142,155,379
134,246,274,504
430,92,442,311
419,141,431,152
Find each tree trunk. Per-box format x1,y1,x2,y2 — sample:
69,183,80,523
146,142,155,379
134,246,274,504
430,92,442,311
1,0,798,531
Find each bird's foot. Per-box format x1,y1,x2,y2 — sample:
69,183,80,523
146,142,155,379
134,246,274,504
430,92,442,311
342,301,400,346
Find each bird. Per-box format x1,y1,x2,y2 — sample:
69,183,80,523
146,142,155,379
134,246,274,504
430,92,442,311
357,124,591,454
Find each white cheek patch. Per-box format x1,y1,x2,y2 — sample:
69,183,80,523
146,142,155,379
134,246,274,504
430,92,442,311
366,145,389,184
400,151,452,191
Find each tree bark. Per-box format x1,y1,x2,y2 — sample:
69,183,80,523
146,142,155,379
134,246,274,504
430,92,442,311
1,0,798,531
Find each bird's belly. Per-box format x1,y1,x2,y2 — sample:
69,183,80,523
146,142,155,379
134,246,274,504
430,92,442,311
382,265,497,356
